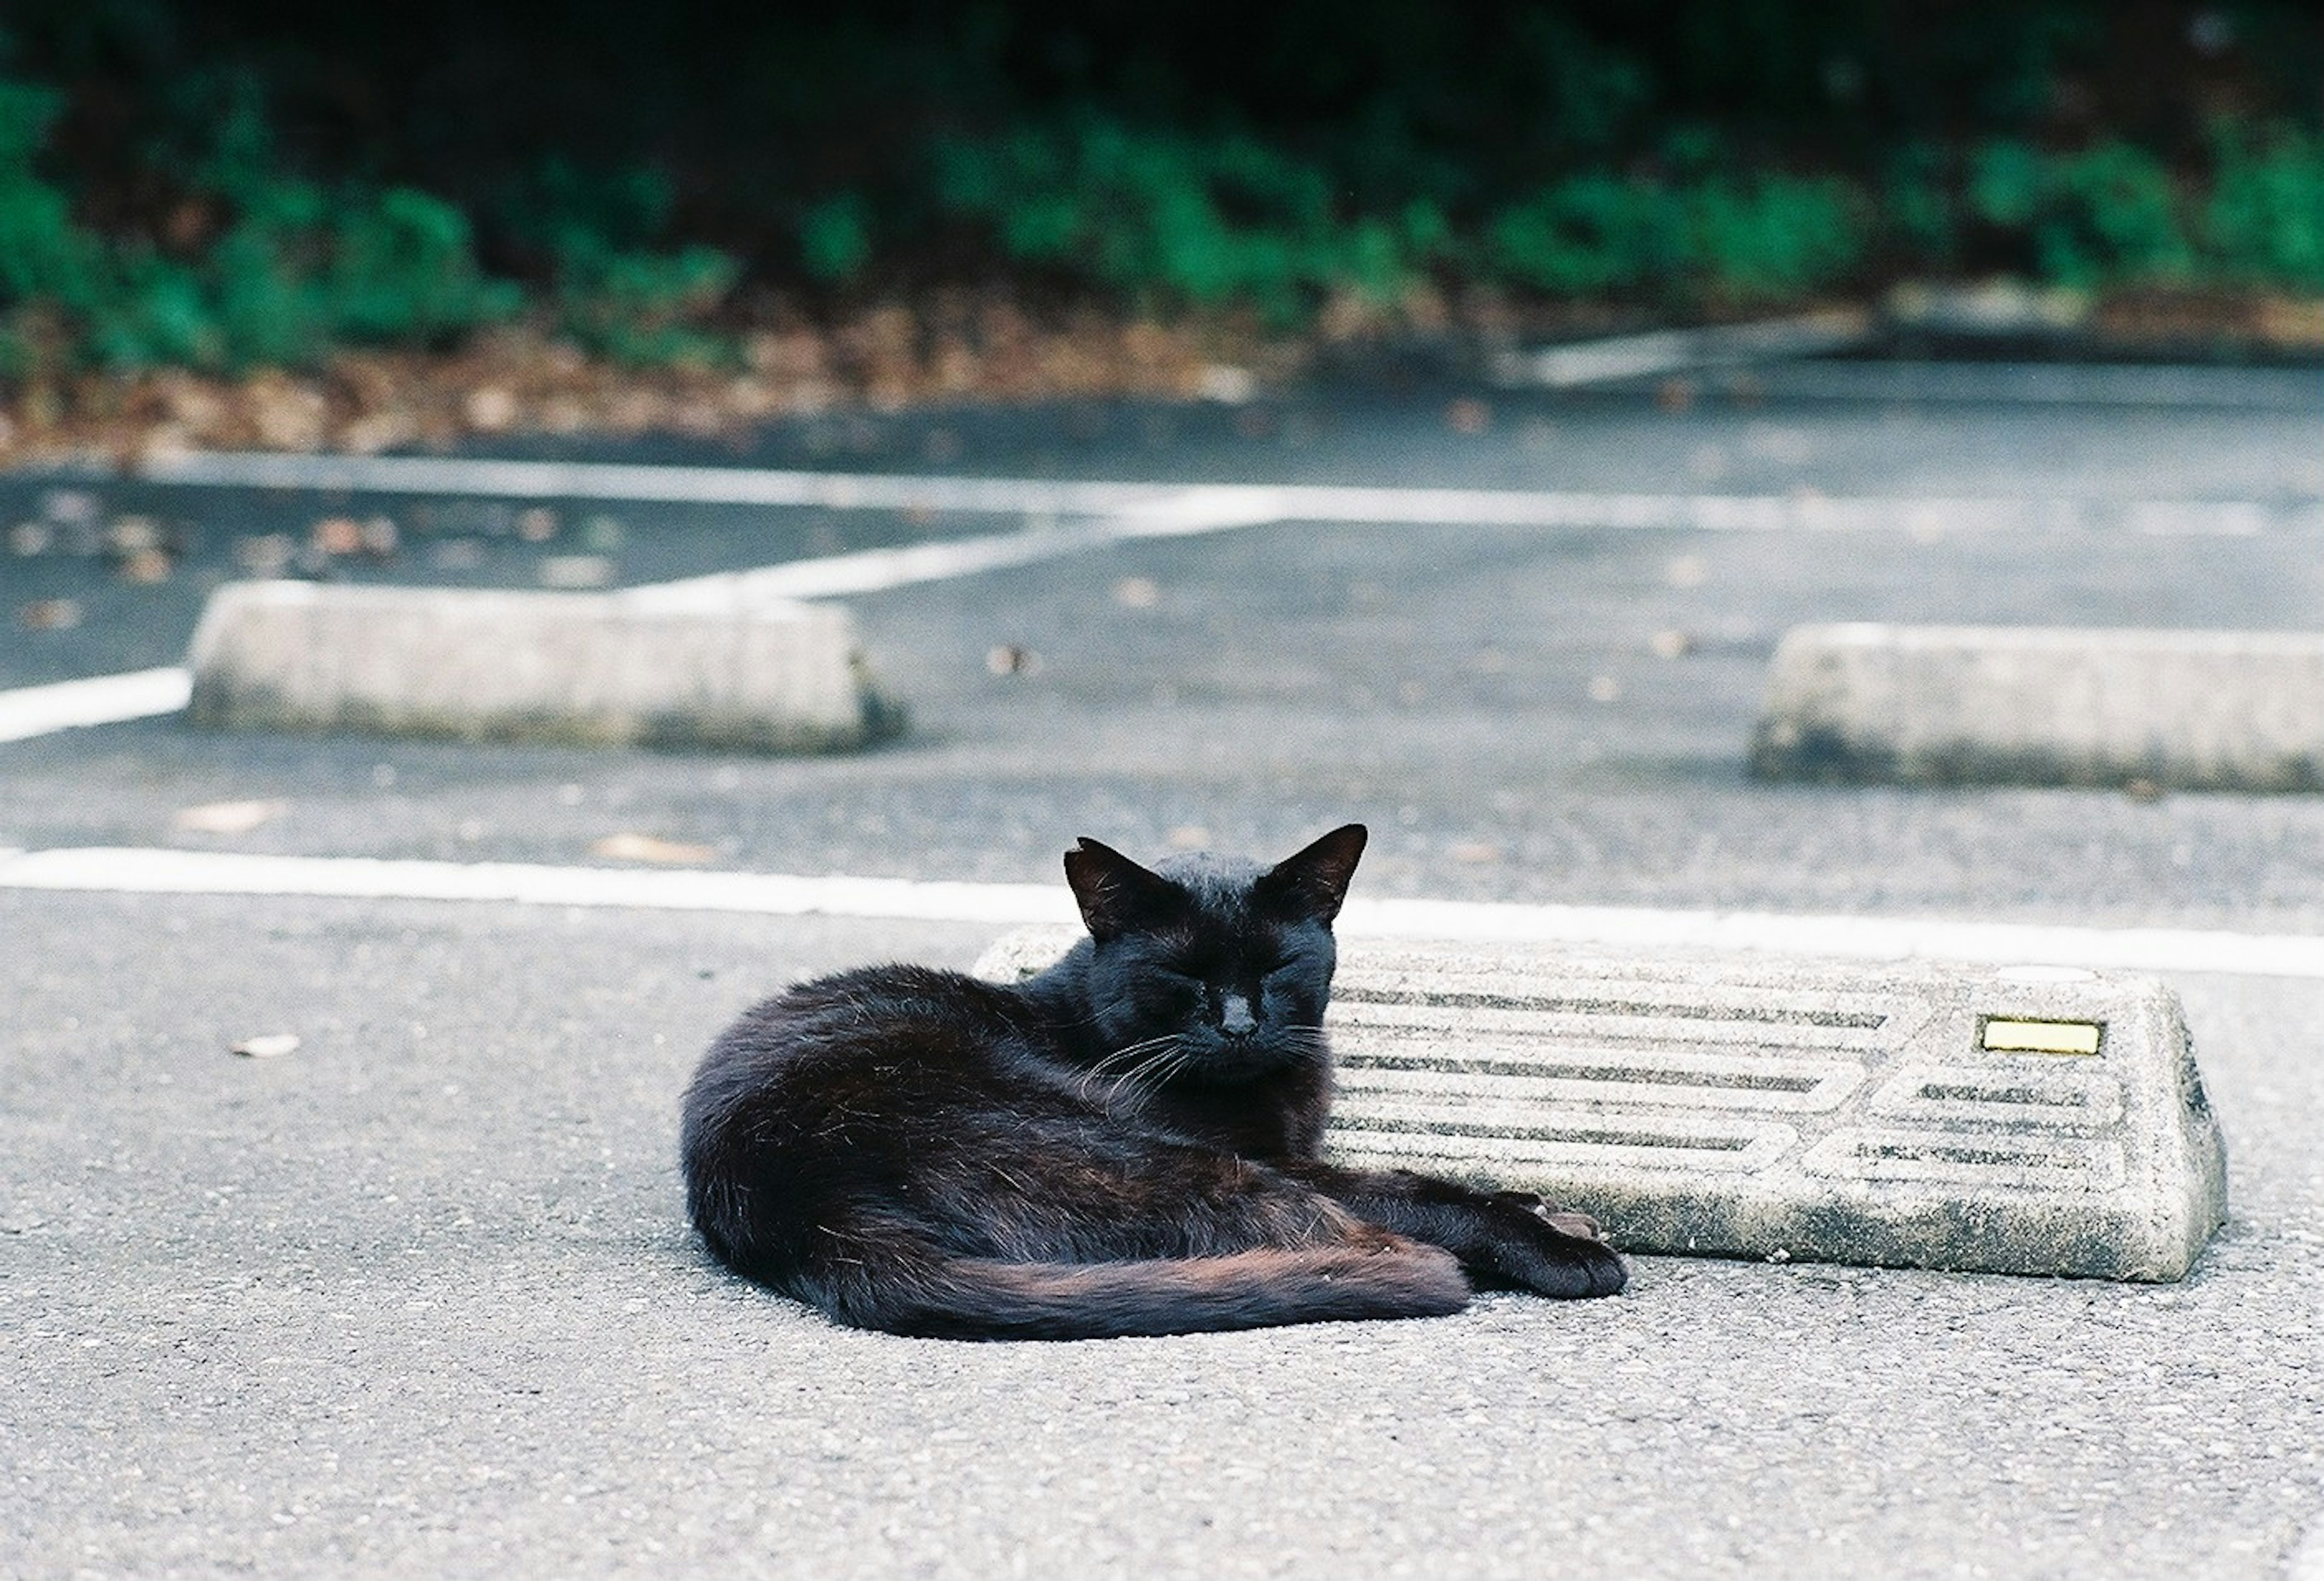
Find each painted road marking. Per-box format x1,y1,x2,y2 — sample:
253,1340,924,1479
1,845,2320,980
623,487,1286,609
84,450,2322,536
0,669,192,742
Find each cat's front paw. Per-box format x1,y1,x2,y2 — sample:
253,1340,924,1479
1491,1190,1612,1246
1483,1199,1627,1298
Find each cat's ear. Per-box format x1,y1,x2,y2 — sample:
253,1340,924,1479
1063,837,1185,941
1255,823,1367,925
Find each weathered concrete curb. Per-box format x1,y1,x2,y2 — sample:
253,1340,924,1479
1751,623,2324,791
186,581,902,751
976,928,2229,1281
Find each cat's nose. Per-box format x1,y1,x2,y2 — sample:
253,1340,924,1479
1219,994,1256,1036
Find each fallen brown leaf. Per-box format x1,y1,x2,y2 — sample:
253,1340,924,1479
311,517,364,556
117,548,173,584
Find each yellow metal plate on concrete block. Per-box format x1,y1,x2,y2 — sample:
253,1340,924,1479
1981,1018,2104,1056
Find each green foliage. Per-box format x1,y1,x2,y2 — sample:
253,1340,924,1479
1485,175,1686,296
1485,169,1864,304
2203,124,2324,290
328,189,524,344
799,192,872,283
554,243,739,364
1880,143,1958,263
1969,139,2191,286
934,117,1446,324
1690,174,1866,302
0,80,105,372
1,68,521,373
496,159,677,258
496,158,740,362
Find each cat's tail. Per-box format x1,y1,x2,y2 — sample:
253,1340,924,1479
795,1237,1472,1341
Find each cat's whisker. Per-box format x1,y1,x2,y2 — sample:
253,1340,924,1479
1105,1036,1190,1108
1077,1032,1185,1101
1086,1036,1166,1070
1086,1035,1177,1078
1112,1042,1179,1093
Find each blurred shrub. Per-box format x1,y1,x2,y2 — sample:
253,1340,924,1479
1486,165,1864,304
1963,131,2324,292
553,244,739,364
2202,125,2324,290
496,159,739,362
2,71,519,373
1969,139,2192,286
329,189,524,344
1690,174,1866,302
1486,175,1686,296
0,79,116,373
934,117,1446,324
799,192,873,283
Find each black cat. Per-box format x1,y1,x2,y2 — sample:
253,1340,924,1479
680,824,1626,1339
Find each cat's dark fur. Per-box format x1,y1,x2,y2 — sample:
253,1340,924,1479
680,825,1626,1340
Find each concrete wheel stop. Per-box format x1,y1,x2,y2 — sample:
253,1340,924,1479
185,580,902,752
1750,623,2324,791
976,929,2228,1281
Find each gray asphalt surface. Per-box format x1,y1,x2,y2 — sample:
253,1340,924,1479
4,894,2319,1579
5,365,2323,1577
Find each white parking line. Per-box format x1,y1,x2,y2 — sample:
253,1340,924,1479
623,486,1285,608
134,449,1189,514
111,449,2323,535
2,844,2320,979
0,669,192,742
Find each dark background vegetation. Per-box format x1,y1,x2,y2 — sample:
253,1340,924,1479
4,1,2321,374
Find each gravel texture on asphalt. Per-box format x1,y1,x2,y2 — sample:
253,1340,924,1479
2,892,2320,1580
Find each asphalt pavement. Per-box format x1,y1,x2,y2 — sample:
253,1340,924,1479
4,362,2322,1578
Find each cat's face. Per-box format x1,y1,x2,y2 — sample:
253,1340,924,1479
1064,825,1365,1081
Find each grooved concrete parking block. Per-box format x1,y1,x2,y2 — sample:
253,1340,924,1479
974,929,2228,1281
1750,623,2324,791
186,581,901,751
